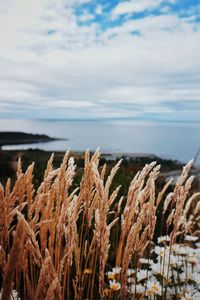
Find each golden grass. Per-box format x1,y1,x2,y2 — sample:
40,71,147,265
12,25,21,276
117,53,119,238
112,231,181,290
0,150,200,299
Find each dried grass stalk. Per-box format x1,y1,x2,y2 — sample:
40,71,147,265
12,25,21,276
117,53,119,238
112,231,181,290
1,218,24,300
36,249,58,300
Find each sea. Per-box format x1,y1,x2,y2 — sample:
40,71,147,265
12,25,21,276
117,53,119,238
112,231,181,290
0,118,200,164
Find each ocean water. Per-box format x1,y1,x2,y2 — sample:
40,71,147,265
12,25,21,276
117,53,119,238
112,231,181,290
0,119,200,164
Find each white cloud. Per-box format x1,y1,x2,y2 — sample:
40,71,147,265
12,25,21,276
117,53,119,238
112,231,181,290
95,5,103,15
104,14,183,38
0,0,199,120
78,10,95,22
112,0,163,15
47,100,94,108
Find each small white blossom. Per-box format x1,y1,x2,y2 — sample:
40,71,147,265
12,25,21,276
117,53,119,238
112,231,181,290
127,276,135,283
180,293,193,300
0,290,20,300
154,246,167,257
157,235,171,244
136,269,148,282
173,245,194,256
146,279,162,296
185,235,199,242
107,271,115,280
187,255,198,264
151,262,172,278
109,279,121,291
112,266,121,274
129,284,145,295
191,272,200,284
127,268,135,276
139,258,153,265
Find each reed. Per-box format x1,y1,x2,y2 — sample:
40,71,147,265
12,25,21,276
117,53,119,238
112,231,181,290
0,151,199,300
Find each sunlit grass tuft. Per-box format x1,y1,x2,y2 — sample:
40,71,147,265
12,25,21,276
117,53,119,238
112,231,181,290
0,151,200,299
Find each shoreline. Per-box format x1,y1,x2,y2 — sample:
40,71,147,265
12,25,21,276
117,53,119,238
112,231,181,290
0,147,179,164
0,148,199,189
0,131,66,147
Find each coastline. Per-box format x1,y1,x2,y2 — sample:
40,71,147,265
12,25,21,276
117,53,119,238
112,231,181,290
0,131,66,147
0,131,199,186
0,148,199,193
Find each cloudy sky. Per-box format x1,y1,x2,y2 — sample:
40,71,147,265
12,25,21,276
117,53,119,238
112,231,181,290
0,0,199,121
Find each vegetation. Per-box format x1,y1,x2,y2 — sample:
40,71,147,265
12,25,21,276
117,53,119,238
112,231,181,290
0,150,200,299
0,149,184,188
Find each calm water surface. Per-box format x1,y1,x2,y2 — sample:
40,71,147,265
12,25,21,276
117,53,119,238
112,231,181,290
0,119,200,164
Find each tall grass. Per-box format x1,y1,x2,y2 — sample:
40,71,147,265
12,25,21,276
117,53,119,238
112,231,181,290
0,150,200,299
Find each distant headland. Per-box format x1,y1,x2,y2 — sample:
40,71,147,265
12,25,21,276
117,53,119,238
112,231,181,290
0,131,63,147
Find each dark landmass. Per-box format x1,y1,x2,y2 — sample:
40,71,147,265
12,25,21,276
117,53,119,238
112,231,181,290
0,131,63,146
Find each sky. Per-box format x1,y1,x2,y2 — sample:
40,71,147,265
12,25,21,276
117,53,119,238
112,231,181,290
0,0,200,122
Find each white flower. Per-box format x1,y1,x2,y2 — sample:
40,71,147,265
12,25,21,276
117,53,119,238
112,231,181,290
179,272,188,283
146,279,162,296
180,292,200,300
151,263,162,275
173,245,195,256
12,290,21,300
185,235,199,242
136,269,148,282
165,287,176,298
109,279,121,291
185,284,198,295
191,272,200,284
127,276,135,283
151,262,172,278
161,253,181,267
187,255,198,264
157,235,171,244
139,258,153,265
180,293,193,300
154,246,167,257
127,268,135,276
194,292,200,299
112,266,121,274
180,285,200,300
107,271,115,280
195,249,200,265
183,264,200,277
195,247,200,255
129,284,145,295
0,290,20,300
